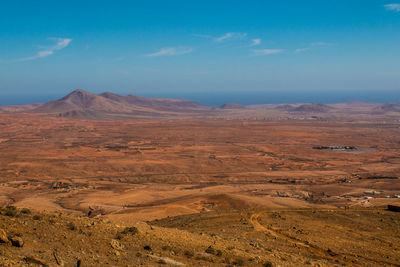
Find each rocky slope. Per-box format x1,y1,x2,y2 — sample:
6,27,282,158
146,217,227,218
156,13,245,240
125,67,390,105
0,205,399,266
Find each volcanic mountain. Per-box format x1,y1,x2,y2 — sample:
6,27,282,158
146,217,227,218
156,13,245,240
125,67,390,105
1,90,399,120
7,89,212,118
33,89,124,113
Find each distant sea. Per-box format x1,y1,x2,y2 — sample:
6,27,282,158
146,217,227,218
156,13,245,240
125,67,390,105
0,90,399,107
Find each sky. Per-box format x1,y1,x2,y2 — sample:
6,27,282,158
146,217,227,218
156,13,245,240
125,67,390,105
0,0,400,106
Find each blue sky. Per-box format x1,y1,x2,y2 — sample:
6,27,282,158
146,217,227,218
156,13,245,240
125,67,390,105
1,0,400,105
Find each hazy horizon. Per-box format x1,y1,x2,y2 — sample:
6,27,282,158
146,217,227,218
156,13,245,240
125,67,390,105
0,88,398,107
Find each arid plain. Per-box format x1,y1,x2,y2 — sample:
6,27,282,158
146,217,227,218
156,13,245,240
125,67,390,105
0,90,400,266
1,113,399,223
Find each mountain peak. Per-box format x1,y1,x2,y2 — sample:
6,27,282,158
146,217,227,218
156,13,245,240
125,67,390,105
13,89,210,117
57,89,101,109
61,89,96,100
67,89,93,96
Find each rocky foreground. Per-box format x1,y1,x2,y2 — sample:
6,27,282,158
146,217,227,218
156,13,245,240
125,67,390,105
0,205,399,266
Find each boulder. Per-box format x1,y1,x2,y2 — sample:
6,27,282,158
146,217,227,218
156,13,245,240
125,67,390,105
10,236,24,247
388,203,400,212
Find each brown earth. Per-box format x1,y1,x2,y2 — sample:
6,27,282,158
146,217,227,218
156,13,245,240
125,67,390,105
0,113,399,222
0,111,400,265
0,206,399,266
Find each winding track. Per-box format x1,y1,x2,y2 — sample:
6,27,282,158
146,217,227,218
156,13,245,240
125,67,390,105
247,210,399,267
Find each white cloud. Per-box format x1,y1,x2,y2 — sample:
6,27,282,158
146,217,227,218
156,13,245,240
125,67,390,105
252,49,283,55
250,38,261,46
385,4,400,12
53,38,72,50
18,38,72,61
215,32,247,42
145,47,193,57
295,47,310,53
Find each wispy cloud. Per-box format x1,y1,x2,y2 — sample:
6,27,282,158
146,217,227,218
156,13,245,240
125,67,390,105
250,38,261,47
145,47,193,57
215,32,247,42
252,49,283,55
295,41,332,53
295,47,310,53
385,4,400,12
18,38,72,61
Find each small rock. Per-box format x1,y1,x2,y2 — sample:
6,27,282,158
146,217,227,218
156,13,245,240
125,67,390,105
53,251,64,266
10,236,24,247
0,229,9,244
110,239,124,250
24,256,49,267
327,248,337,256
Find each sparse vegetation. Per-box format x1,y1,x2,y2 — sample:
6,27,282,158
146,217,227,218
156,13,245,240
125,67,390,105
184,250,194,258
20,208,31,214
232,258,245,266
116,226,138,239
32,215,41,220
4,206,18,217
66,222,76,231
161,245,171,251
205,245,215,254
121,226,138,235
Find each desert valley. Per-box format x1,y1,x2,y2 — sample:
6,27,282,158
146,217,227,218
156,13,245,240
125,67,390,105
0,89,399,266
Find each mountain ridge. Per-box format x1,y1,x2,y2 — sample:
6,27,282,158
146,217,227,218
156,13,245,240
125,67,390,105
0,89,399,119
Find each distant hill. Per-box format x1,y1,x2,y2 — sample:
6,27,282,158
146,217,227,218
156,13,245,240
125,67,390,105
275,104,295,110
0,103,43,113
375,102,400,113
219,103,245,109
1,90,399,119
327,101,381,110
99,92,205,111
291,104,332,113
